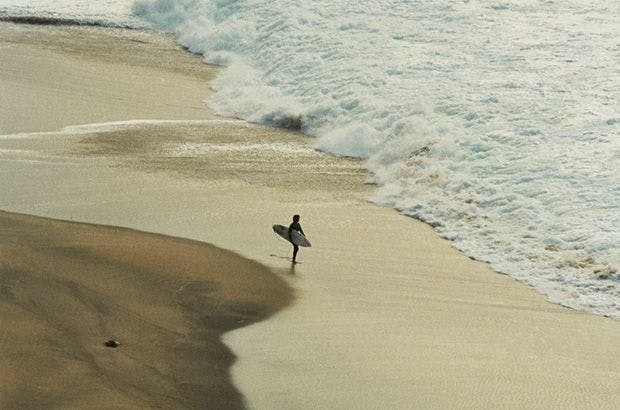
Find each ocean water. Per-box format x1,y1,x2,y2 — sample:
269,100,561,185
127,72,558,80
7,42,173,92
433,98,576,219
3,1,618,319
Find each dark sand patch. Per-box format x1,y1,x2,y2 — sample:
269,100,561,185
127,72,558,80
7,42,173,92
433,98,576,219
0,210,291,408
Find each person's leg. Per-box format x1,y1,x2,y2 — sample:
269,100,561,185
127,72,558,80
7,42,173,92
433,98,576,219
292,244,299,263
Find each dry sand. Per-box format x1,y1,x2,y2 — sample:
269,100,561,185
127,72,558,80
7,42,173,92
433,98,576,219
0,210,290,408
1,22,619,409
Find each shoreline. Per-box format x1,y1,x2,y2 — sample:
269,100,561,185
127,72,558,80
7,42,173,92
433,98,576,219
1,22,619,408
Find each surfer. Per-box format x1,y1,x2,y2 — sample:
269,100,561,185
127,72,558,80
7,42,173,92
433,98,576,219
288,214,305,264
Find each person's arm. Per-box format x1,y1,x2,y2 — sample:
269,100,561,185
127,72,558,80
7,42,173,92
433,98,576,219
299,225,305,236
288,223,294,240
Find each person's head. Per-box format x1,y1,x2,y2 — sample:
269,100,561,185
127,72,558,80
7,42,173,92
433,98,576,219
293,214,300,222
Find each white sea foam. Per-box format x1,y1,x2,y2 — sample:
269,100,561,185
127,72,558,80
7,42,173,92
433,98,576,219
0,119,245,139
135,0,619,319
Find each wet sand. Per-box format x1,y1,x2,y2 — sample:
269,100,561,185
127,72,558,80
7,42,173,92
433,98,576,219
0,22,218,134
1,22,619,409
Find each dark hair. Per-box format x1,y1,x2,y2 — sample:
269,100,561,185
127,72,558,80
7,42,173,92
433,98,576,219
293,214,300,220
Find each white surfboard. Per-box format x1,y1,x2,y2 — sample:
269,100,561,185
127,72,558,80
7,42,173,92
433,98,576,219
272,224,311,247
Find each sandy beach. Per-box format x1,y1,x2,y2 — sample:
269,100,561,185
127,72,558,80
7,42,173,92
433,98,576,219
1,22,619,409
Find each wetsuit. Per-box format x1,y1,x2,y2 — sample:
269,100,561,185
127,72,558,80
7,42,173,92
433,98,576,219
289,221,304,262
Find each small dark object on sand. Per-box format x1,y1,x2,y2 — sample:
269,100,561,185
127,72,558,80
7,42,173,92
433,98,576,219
104,340,120,348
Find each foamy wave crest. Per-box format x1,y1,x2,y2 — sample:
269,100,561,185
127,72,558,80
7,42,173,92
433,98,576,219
135,0,620,319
